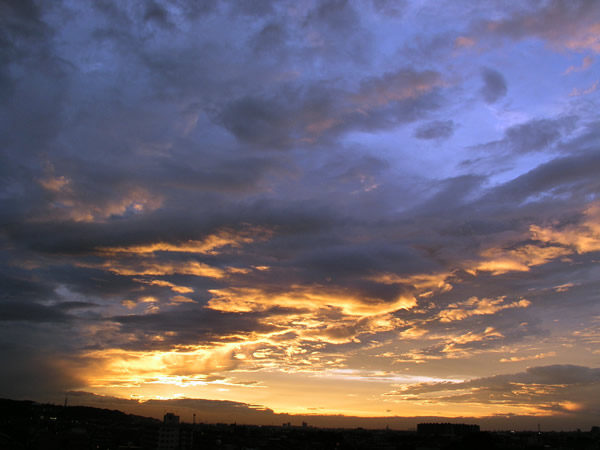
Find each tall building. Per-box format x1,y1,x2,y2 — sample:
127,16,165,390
143,412,194,450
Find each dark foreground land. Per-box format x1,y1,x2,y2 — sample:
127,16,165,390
1,398,599,450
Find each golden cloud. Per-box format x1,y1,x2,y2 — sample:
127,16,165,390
134,278,194,294
438,296,531,322
98,226,272,256
81,344,245,388
500,351,557,363
96,260,226,278
466,203,600,276
207,285,417,317
530,203,600,253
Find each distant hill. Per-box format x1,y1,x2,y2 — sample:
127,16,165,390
0,397,160,425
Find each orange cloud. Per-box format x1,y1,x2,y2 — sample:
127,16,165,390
39,175,69,192
207,285,417,317
565,23,600,53
38,181,164,222
438,296,530,322
98,227,272,255
530,203,600,253
569,80,599,96
455,36,475,48
352,70,443,109
500,351,556,363
169,295,196,304
466,203,600,276
81,345,244,388
367,272,453,296
471,244,571,275
98,260,226,278
134,278,194,294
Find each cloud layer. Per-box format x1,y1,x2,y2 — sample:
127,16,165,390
1,0,599,428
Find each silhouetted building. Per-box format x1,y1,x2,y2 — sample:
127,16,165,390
143,412,193,450
163,413,179,426
417,422,480,436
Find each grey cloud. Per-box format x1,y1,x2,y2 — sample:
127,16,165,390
0,346,83,399
372,0,407,16
414,120,455,140
306,0,359,31
143,1,171,27
480,68,507,103
0,0,47,43
397,364,600,398
251,22,288,53
0,301,70,323
503,116,577,153
475,116,579,155
218,68,443,149
488,150,600,205
219,95,299,150
557,119,600,154
229,0,276,17
108,308,279,350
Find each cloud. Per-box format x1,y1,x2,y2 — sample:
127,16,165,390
389,364,600,415
414,120,455,140
569,80,599,96
207,285,417,317
480,68,507,103
502,117,577,153
0,301,71,323
563,55,594,74
84,260,227,279
454,36,475,48
437,296,530,322
478,0,600,53
98,227,272,256
218,68,444,149
530,202,600,254
1,0,600,424
500,351,556,363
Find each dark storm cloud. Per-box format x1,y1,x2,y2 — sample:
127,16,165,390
0,301,71,323
414,120,455,140
0,0,47,44
0,346,83,399
480,68,507,103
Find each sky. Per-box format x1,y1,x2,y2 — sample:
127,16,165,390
1,0,600,431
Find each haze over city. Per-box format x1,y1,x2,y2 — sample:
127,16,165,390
1,0,599,431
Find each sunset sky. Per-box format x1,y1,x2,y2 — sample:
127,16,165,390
1,0,600,430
